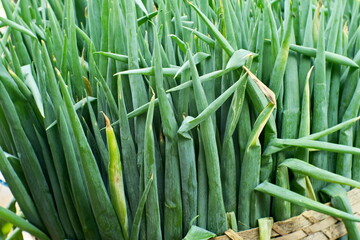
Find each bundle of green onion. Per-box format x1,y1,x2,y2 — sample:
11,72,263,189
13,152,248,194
0,0,359,239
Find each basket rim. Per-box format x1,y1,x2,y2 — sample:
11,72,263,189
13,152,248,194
213,188,360,240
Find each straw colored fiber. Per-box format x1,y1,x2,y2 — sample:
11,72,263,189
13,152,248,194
213,188,360,240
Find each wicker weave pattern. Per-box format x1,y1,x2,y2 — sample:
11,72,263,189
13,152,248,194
213,189,360,240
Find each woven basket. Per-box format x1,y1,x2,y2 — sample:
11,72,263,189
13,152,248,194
213,188,360,240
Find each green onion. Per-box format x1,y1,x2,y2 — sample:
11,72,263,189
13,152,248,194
0,1,359,239
104,113,129,240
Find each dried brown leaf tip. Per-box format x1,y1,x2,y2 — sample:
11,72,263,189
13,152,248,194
102,112,111,128
243,66,276,105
